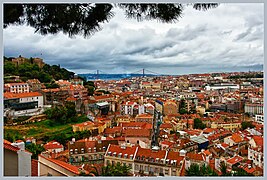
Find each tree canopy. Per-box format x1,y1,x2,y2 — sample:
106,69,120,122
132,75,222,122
4,3,218,37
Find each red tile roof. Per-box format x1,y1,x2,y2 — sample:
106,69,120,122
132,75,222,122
4,92,42,99
226,155,243,165
107,144,138,158
39,155,82,175
44,141,64,150
231,133,243,143
161,140,174,146
4,139,12,144
125,129,151,137
136,147,166,160
252,135,263,147
160,123,173,129
187,152,205,161
4,143,20,152
167,151,184,162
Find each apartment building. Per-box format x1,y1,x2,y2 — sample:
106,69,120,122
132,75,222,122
68,138,118,166
104,144,185,176
4,83,29,93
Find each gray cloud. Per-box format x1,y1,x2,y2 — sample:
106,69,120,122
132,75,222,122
3,3,264,75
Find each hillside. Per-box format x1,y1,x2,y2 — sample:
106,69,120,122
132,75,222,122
4,56,75,83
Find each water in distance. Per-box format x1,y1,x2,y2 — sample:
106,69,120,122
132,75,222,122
79,73,158,81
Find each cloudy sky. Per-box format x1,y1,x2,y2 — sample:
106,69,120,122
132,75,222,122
4,3,264,75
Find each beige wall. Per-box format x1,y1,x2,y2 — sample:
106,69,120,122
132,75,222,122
4,149,18,176
39,156,77,176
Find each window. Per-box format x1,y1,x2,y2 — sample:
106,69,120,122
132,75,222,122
145,166,148,172
88,148,92,152
128,163,132,168
124,154,128,158
135,164,139,171
81,148,84,153
70,149,73,155
130,154,133,159
75,149,78,154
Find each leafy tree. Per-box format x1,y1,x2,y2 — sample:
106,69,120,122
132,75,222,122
4,129,24,143
86,86,95,96
4,3,218,37
233,168,253,176
241,121,255,130
194,118,206,129
26,143,45,159
4,61,17,75
185,163,218,176
81,163,131,176
219,161,232,176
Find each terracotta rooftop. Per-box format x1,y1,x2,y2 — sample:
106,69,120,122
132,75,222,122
107,144,138,159
226,155,243,165
4,92,42,99
252,135,263,147
124,129,151,137
231,133,243,143
39,155,82,175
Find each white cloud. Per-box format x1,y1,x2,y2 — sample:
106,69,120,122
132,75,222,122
3,3,264,75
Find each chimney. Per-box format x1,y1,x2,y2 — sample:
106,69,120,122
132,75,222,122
12,142,25,151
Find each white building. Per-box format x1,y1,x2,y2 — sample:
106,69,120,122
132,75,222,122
245,103,263,115
255,114,264,124
4,140,32,176
248,136,263,168
4,83,30,93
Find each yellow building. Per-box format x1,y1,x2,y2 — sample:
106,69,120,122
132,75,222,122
211,121,241,131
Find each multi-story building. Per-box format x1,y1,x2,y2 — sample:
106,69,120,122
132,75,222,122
255,114,264,124
163,101,178,116
104,144,185,176
248,136,263,168
210,121,241,131
68,138,118,165
26,79,43,92
4,140,32,176
4,92,44,117
120,101,144,116
135,114,153,123
4,83,29,93
244,103,264,115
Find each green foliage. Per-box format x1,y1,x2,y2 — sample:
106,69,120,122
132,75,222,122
4,129,24,142
96,89,110,94
229,73,263,79
4,61,17,75
233,168,253,176
82,163,131,176
44,102,77,125
179,99,188,114
44,83,60,89
241,121,255,130
85,85,95,96
4,57,74,83
185,163,218,176
25,143,45,159
194,118,206,129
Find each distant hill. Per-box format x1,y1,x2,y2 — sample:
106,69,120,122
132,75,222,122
4,56,75,83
